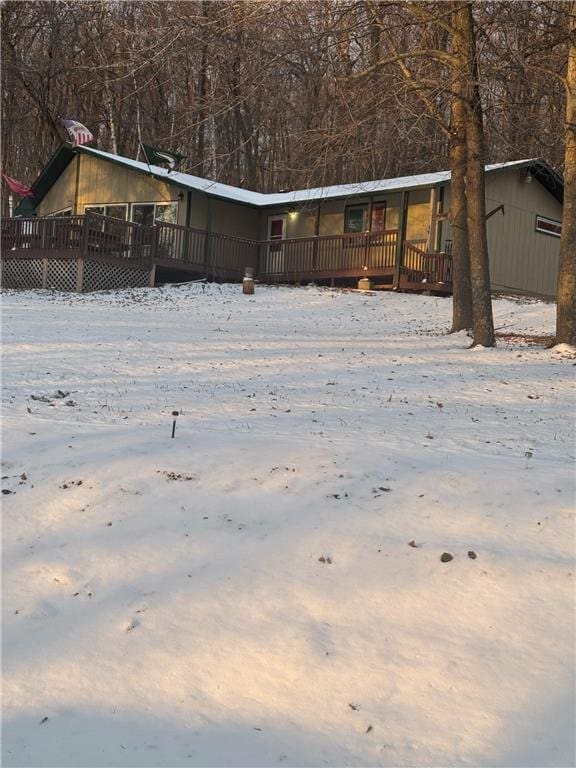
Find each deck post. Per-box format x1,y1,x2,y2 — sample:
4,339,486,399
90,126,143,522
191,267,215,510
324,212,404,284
203,196,213,278
81,212,90,259
75,257,84,292
313,203,321,270
393,191,409,289
41,258,49,289
364,196,374,269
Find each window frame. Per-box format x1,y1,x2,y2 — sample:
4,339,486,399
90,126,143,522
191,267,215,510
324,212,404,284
535,215,562,238
83,201,179,225
46,208,72,217
344,204,369,234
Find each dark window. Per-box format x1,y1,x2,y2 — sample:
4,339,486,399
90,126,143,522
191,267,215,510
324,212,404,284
535,215,562,238
85,206,105,216
132,204,155,227
106,205,127,220
345,205,368,233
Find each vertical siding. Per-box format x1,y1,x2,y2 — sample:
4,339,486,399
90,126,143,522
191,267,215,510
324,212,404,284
37,157,78,215
485,170,562,296
211,198,260,239
78,155,179,208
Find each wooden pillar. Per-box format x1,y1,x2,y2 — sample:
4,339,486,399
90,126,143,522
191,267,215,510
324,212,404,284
42,258,49,288
364,195,374,268
393,190,409,289
427,186,439,253
203,195,212,278
149,264,156,287
313,202,321,270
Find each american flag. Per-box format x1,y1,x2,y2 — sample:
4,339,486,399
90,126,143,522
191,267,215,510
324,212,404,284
62,119,94,148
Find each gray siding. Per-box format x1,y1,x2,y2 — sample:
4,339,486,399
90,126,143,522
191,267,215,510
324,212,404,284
442,172,562,297
485,171,562,296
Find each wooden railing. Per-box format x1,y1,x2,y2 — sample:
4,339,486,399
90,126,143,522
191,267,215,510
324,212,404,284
1,215,85,253
258,230,398,277
401,242,452,286
1,216,451,289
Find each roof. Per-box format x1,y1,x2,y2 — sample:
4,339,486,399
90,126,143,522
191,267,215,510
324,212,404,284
16,145,564,215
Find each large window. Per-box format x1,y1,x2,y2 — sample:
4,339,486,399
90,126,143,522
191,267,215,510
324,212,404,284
132,202,178,226
85,204,128,220
84,202,178,225
345,202,388,233
535,215,562,238
132,204,155,227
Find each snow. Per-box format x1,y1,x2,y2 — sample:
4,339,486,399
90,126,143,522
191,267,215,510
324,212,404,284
81,148,540,207
2,285,574,768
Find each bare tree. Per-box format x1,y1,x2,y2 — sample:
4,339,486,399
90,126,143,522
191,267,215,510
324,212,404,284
556,1,576,345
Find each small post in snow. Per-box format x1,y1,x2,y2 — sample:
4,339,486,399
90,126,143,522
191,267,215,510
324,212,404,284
171,410,179,438
243,266,255,295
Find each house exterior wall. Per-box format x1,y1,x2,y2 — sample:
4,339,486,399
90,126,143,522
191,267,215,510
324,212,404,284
260,190,422,240
485,171,562,297
36,154,184,222
211,198,260,239
442,171,562,297
36,157,79,215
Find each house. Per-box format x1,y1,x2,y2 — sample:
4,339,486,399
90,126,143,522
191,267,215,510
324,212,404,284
2,143,563,296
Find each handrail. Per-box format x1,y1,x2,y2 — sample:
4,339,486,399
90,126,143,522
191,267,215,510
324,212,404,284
1,217,450,286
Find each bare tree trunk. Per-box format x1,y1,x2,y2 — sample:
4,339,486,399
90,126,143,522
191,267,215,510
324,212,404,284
195,0,209,178
104,75,118,155
456,2,495,347
449,20,473,332
556,1,576,346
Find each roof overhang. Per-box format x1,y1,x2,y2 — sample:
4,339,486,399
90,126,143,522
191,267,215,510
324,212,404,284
14,145,564,216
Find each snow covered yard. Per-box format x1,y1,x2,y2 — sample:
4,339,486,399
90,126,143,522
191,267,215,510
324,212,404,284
1,284,574,768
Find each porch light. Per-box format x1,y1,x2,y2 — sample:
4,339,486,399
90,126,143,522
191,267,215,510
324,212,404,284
288,208,298,221
524,170,533,184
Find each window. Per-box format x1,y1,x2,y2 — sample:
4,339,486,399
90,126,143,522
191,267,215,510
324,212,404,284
131,202,178,226
154,202,178,224
47,208,72,217
85,204,127,220
85,206,105,216
535,215,562,238
345,205,368,233
132,204,155,227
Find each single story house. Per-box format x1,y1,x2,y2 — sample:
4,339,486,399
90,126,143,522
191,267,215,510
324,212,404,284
3,143,563,296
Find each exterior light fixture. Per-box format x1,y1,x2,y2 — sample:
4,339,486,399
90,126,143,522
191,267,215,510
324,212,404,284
288,208,298,221
524,170,533,184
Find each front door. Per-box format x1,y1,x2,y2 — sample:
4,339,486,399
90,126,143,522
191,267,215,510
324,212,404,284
266,215,286,273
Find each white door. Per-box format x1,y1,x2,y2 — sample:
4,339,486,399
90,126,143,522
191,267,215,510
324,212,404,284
266,215,286,273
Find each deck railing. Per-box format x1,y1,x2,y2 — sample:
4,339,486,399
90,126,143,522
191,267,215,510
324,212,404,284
258,230,398,277
1,215,451,288
401,242,452,286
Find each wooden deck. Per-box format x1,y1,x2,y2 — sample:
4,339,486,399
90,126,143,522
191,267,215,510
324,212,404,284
1,214,452,293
